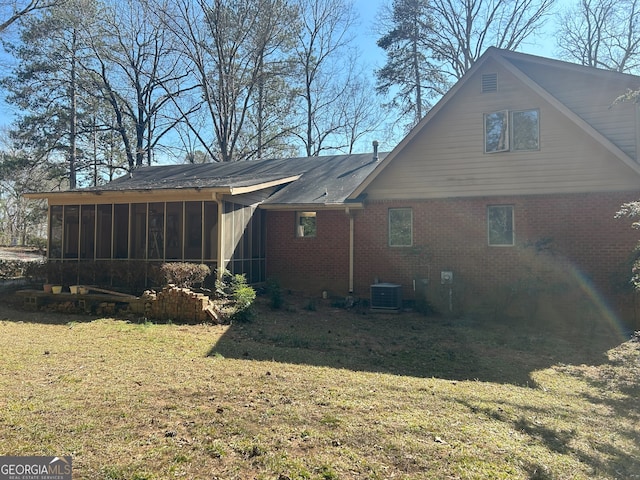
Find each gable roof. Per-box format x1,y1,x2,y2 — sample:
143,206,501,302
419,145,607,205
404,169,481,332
27,152,387,208
349,47,640,199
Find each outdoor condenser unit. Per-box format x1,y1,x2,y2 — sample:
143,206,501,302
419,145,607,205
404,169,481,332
370,283,402,311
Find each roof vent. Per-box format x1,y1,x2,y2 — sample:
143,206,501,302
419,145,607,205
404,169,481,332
373,140,379,161
482,73,498,93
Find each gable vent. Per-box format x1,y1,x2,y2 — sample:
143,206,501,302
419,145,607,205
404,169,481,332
482,73,498,93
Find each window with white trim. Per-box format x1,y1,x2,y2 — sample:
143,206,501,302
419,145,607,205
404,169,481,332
488,205,514,246
389,208,412,247
296,211,316,237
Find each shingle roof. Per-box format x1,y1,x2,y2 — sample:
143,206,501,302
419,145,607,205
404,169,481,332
80,152,387,206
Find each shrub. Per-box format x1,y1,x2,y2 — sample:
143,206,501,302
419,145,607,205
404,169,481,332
215,269,256,322
266,277,283,309
158,262,211,288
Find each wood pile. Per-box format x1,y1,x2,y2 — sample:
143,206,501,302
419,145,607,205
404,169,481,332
143,285,221,323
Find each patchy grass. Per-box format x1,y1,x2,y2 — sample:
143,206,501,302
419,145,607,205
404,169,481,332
0,294,638,479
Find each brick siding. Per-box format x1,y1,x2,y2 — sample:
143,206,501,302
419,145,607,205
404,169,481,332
265,192,640,326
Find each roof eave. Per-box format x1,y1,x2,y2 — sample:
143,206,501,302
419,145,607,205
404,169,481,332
24,175,303,202
260,201,365,211
23,186,234,202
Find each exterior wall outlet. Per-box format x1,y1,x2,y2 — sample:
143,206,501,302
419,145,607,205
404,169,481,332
441,271,453,284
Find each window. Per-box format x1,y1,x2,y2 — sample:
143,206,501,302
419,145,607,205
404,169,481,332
389,208,412,247
488,205,514,246
511,109,539,151
484,109,539,153
484,110,509,153
296,211,316,237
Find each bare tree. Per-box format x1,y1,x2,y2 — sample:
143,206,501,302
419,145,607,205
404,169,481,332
428,0,555,80
159,0,297,162
292,0,360,156
83,0,195,169
0,144,52,245
340,75,386,154
0,0,60,33
556,0,640,73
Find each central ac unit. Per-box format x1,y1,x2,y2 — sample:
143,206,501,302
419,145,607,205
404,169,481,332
370,283,402,311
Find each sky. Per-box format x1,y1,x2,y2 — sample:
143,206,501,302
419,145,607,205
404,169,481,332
0,0,570,137
352,0,566,69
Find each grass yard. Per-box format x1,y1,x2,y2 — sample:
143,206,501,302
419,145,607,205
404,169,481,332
0,293,639,479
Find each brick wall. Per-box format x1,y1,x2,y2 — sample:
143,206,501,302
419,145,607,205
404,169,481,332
266,210,351,294
265,192,640,326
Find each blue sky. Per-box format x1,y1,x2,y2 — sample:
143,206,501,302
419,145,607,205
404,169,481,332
0,0,570,134
353,0,566,69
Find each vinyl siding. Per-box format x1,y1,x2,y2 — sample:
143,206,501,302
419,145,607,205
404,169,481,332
365,58,640,200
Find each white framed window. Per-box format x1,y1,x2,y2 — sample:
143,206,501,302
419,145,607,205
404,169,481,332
484,109,539,153
389,208,412,247
296,211,316,237
488,205,514,246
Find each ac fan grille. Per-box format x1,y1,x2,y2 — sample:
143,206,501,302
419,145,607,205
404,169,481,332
370,283,402,310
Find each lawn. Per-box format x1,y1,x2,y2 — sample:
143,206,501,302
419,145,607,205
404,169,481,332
0,293,638,479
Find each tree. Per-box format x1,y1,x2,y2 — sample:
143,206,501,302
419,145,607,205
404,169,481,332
159,0,298,162
428,0,554,79
291,0,359,156
376,0,555,126
0,147,52,245
376,0,442,127
84,0,195,169
0,0,60,33
2,0,98,188
340,75,386,154
555,0,640,73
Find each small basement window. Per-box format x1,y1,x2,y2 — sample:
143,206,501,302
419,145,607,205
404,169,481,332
296,211,316,237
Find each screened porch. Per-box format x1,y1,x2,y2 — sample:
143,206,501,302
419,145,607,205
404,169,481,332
46,198,266,290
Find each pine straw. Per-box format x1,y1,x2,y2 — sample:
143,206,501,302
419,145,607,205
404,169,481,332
0,295,638,479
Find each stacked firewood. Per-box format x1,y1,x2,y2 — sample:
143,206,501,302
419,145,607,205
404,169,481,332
145,285,220,323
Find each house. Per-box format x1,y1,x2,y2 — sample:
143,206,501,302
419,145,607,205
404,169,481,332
26,47,640,327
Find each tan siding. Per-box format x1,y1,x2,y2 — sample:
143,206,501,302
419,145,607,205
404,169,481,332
366,58,640,200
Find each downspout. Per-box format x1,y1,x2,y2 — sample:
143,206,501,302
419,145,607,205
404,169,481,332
215,193,225,280
346,207,354,293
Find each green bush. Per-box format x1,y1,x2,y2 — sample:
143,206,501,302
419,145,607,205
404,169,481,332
266,277,283,309
215,269,256,322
